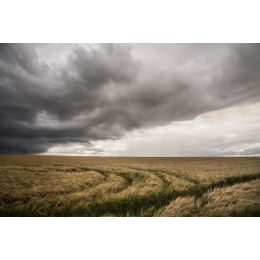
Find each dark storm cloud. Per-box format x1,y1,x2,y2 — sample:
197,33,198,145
0,43,49,77
0,43,260,154
0,43,140,153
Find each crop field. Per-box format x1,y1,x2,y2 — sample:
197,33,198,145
0,155,260,217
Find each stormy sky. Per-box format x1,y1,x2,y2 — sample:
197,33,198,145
0,43,260,156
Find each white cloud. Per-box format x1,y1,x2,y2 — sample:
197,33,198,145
91,101,260,157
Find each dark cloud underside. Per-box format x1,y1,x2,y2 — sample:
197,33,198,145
0,43,260,154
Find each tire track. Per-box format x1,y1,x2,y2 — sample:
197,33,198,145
127,166,199,184
2,162,260,216
67,172,260,217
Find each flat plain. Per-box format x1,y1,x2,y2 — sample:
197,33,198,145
0,155,260,217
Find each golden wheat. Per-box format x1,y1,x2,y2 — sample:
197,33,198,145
0,155,260,216
160,179,260,217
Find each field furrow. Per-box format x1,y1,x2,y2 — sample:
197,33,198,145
0,155,260,217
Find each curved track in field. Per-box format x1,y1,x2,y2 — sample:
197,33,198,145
1,162,260,217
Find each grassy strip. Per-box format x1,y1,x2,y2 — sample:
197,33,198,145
73,172,260,217
193,173,260,199
1,172,260,217
128,166,199,184
199,208,260,217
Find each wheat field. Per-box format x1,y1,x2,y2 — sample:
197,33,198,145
0,155,260,217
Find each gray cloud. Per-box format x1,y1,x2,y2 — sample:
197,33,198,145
0,43,260,154
236,147,260,156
